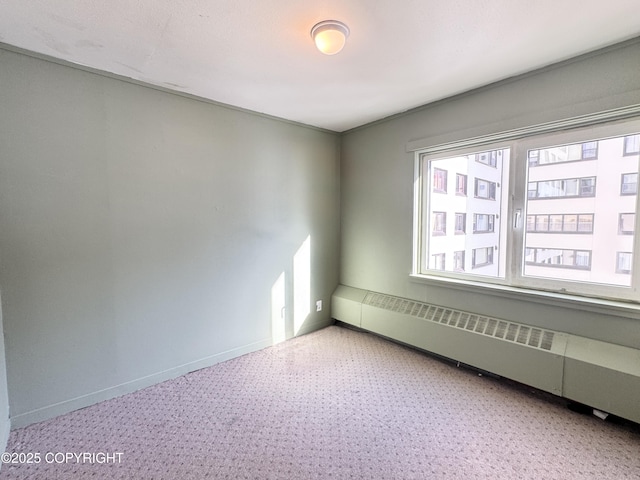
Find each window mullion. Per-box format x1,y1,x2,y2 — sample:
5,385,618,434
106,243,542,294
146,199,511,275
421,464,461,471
510,139,527,286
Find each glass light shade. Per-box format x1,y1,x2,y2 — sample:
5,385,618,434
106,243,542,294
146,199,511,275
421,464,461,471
311,20,350,55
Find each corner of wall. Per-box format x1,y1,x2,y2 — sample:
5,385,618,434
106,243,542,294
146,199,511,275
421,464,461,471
0,292,11,460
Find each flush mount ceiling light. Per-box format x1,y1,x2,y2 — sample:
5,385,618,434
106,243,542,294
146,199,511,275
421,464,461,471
311,20,350,55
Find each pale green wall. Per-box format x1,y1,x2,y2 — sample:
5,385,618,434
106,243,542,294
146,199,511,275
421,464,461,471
0,47,341,427
0,297,9,448
340,39,640,349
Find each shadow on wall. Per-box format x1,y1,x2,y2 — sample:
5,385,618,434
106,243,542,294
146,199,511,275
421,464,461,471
271,235,312,344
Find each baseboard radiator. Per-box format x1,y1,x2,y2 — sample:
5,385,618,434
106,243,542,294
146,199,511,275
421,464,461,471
332,284,640,424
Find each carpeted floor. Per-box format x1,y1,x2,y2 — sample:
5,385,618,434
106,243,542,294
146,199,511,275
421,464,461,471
1,324,639,479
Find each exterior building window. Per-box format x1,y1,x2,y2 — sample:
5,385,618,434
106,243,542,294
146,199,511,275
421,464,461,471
454,213,466,234
524,248,591,270
433,212,446,235
453,251,465,272
535,215,549,231
455,174,467,195
624,135,640,155
431,253,445,271
528,141,598,166
577,214,594,232
528,177,596,199
581,142,598,159
621,173,637,195
580,178,596,196
526,214,594,233
433,168,447,193
474,178,497,200
526,215,536,232
549,215,562,232
476,150,498,167
616,252,632,274
619,213,635,235
473,214,495,233
472,247,494,268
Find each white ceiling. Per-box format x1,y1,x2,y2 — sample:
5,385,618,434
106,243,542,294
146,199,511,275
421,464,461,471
1,1,639,132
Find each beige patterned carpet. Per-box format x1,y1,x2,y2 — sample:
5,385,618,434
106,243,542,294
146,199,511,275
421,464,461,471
1,324,639,479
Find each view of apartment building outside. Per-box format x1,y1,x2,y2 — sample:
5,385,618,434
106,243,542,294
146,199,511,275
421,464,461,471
425,148,509,278
525,133,639,286
422,133,640,288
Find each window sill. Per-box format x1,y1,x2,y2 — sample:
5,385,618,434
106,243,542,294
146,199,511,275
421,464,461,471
409,273,640,320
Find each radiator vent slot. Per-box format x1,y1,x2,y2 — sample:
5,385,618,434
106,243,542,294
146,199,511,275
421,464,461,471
363,292,556,351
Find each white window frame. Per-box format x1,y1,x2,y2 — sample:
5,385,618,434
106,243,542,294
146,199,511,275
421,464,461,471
412,112,640,305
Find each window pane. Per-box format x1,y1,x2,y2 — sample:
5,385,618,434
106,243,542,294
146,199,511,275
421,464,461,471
577,214,594,233
535,215,548,232
433,212,446,235
474,214,495,233
472,247,494,268
475,178,497,199
621,173,637,195
619,213,635,234
548,215,562,232
431,253,446,271
580,177,596,196
525,248,591,269
563,215,578,232
529,140,599,166
624,135,640,155
582,142,598,159
616,252,632,274
454,251,465,272
526,215,535,232
422,148,509,278
455,174,467,195
454,213,466,234
433,168,448,193
476,150,497,167
524,132,637,287
567,144,582,161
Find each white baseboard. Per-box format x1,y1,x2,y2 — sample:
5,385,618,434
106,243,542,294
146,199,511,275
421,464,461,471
10,338,272,429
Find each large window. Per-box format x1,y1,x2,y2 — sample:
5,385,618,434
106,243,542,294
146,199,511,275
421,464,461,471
414,117,640,301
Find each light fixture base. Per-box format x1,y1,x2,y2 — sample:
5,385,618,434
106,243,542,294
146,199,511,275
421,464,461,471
310,20,350,55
